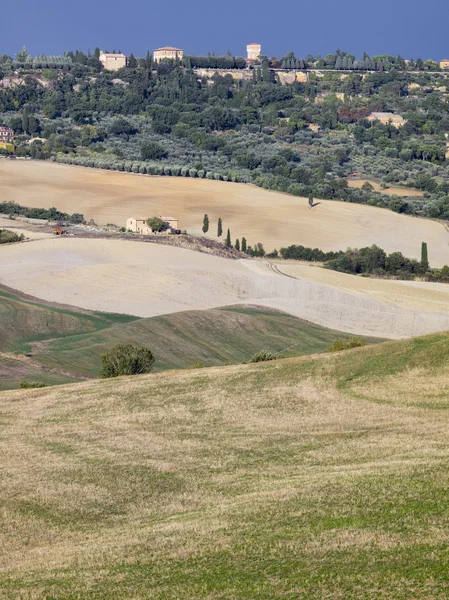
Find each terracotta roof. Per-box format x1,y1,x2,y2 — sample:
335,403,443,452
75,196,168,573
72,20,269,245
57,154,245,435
154,47,183,52
247,42,261,46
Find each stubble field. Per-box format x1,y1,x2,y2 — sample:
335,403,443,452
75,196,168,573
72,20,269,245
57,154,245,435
1,160,448,265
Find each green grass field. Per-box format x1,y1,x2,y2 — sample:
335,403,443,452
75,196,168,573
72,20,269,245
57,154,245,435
0,287,381,388
1,332,449,598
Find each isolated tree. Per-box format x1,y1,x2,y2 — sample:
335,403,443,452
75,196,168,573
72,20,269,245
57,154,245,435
225,228,232,247
235,238,240,251
241,237,247,252
202,213,209,234
100,344,155,378
421,242,429,270
308,196,314,208
217,217,223,237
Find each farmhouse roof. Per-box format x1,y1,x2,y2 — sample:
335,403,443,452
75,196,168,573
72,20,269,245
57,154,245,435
248,42,260,46
0,125,13,131
154,47,183,52
100,52,126,58
369,112,402,118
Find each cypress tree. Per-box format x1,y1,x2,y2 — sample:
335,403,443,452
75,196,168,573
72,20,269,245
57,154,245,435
235,238,240,251
202,213,209,234
421,242,429,270
241,237,247,252
225,228,232,247
217,217,223,237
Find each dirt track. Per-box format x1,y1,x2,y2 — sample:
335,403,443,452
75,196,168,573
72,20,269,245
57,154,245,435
2,236,449,339
2,160,449,266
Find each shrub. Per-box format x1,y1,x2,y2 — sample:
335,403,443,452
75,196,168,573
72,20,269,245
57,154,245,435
100,344,155,378
250,350,277,363
329,337,366,352
20,381,47,389
0,229,24,244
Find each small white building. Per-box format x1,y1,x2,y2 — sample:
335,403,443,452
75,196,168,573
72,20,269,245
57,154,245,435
99,51,127,71
126,216,179,234
153,47,184,62
246,43,261,62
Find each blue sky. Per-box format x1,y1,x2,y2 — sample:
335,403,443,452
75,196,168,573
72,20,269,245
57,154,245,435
2,0,447,60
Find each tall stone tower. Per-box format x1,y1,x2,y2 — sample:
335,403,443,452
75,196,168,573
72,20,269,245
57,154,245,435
247,43,261,61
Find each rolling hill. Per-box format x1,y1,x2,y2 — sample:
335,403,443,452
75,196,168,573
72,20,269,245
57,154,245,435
0,287,376,389
1,332,449,598
2,160,449,265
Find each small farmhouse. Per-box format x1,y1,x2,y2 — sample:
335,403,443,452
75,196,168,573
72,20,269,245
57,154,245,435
153,47,184,62
99,51,126,71
367,112,406,128
440,60,449,70
126,216,179,235
0,125,14,142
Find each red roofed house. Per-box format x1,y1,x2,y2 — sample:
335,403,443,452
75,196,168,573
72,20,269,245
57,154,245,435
0,126,14,142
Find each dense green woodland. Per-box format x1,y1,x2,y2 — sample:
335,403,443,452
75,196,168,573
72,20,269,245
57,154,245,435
2,48,449,220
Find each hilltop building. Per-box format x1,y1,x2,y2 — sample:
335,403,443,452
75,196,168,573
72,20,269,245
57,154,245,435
367,112,406,128
153,47,184,62
126,216,179,235
246,43,261,62
0,125,14,142
99,51,126,71
440,60,449,70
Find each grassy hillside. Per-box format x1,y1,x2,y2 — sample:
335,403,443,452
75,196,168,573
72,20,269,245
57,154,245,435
33,305,378,377
1,286,381,388
1,332,449,598
0,287,138,353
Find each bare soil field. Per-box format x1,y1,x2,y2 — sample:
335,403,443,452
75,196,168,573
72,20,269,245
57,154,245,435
2,236,449,339
277,262,449,313
347,178,424,197
1,160,448,265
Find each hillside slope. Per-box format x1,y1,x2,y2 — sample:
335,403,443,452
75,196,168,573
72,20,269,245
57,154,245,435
2,238,449,339
34,305,377,377
1,333,449,598
2,160,449,265
0,288,374,389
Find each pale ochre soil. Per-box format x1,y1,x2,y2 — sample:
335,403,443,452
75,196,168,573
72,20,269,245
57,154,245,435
2,236,449,339
1,160,448,266
277,262,449,313
0,216,52,240
347,178,424,197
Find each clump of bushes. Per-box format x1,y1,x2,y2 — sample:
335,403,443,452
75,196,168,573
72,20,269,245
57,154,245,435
0,229,24,244
100,343,155,378
250,350,277,363
0,201,83,224
328,337,366,352
20,381,48,388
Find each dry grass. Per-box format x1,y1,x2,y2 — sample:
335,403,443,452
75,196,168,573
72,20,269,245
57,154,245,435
347,178,424,197
1,333,449,598
1,160,448,264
